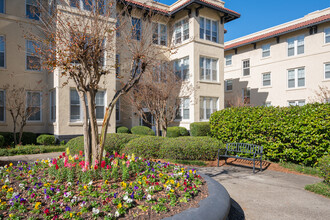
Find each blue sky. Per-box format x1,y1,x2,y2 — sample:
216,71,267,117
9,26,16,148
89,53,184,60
159,0,330,42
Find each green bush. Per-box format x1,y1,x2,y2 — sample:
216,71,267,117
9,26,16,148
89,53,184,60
121,136,165,159
159,136,223,161
37,134,56,145
210,103,330,166
0,135,4,147
66,133,140,155
117,126,130,134
131,126,155,136
60,140,66,146
190,122,210,137
166,127,181,138
0,145,66,156
178,127,189,136
0,132,37,146
319,155,330,184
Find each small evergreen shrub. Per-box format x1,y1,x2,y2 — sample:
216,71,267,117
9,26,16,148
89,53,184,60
37,134,56,145
60,140,66,146
0,145,66,156
190,122,210,137
319,155,330,184
166,127,181,138
178,127,189,136
0,132,37,146
121,136,165,159
131,126,155,136
0,135,4,148
117,126,130,134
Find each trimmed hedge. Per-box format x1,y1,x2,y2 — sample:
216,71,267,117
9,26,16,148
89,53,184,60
0,132,37,146
122,136,165,159
319,155,330,184
0,145,66,156
178,127,189,136
0,135,4,147
210,103,330,166
190,122,210,137
37,134,56,145
117,126,130,134
66,133,140,155
166,127,181,138
131,126,155,136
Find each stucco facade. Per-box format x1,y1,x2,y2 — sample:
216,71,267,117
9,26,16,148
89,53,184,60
224,8,330,107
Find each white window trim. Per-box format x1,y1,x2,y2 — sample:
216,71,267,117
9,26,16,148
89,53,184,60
95,90,106,121
173,17,189,45
0,90,5,122
225,79,233,92
49,89,56,122
287,35,304,57
324,62,330,80
0,35,5,68
225,54,232,66
26,91,42,122
175,97,190,121
174,56,189,81
200,96,219,121
261,44,271,58
288,100,305,106
262,72,271,87
153,22,167,46
287,67,305,89
200,56,218,82
199,16,219,43
25,39,41,72
324,27,330,44
242,59,250,76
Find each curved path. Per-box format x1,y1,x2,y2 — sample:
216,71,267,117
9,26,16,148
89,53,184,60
196,166,330,220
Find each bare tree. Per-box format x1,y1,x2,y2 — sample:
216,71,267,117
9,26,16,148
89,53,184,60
25,0,172,165
309,85,330,104
126,61,192,137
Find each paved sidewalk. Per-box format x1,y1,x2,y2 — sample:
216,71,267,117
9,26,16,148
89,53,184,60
0,152,62,164
196,166,330,220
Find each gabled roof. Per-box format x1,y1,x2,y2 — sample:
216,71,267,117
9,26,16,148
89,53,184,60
225,13,330,51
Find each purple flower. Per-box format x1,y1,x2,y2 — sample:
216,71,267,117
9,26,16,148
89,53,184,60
31,193,36,198
18,167,23,171
65,206,71,212
131,192,134,199
134,186,139,190
15,194,20,199
44,189,47,194
114,193,117,198
50,187,54,191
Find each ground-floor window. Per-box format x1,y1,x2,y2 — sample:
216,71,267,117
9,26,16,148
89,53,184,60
50,89,56,122
200,96,218,120
288,100,305,106
0,90,5,122
27,91,42,121
176,98,190,120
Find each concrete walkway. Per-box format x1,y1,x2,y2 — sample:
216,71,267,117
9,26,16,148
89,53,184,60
196,166,330,220
0,153,329,219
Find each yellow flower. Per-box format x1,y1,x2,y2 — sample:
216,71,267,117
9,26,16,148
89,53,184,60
7,188,13,192
1,202,6,205
117,203,122,209
77,212,82,216
159,173,163,177
129,182,133,187
44,183,50,187
176,183,180,188
2,185,7,189
35,202,41,210
45,160,49,163
181,168,185,171
6,169,10,173
163,184,167,188
138,181,142,185
66,147,70,155
36,159,39,162
170,180,175,184
121,182,127,188
9,163,13,167
142,176,147,181
189,170,192,174
9,213,13,218
54,180,58,184
105,180,109,184
91,165,94,169
70,213,73,218
170,189,174,193
28,170,32,174
165,180,169,184
83,185,88,190
69,156,73,161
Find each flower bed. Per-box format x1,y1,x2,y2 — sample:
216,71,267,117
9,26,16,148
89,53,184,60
0,149,207,219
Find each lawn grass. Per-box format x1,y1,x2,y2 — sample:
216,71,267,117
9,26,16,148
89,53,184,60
0,145,65,156
279,161,322,178
165,159,207,166
305,182,330,198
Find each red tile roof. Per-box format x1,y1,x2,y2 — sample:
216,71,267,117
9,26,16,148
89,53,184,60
225,13,330,50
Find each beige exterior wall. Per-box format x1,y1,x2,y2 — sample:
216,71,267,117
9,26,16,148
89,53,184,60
224,8,330,107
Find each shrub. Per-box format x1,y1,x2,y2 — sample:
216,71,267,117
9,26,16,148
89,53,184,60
0,145,66,156
319,155,330,184
166,127,181,138
0,135,4,148
37,134,56,145
159,136,223,161
0,132,37,146
66,133,140,155
190,122,210,137
121,136,165,159
178,127,189,136
60,140,66,146
210,103,330,166
117,126,130,134
131,126,155,136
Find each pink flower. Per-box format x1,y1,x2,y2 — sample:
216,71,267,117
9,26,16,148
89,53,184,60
106,165,111,170
79,151,83,156
101,161,106,168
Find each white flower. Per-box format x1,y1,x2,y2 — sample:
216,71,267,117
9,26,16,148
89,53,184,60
147,194,152,201
166,186,171,191
126,198,133,203
149,186,154,190
5,178,9,183
67,182,72,186
115,211,120,217
88,181,93,186
71,199,76,203
92,208,99,214
19,183,24,188
80,203,85,207
123,195,128,201
12,192,19,198
64,192,71,198
107,213,113,217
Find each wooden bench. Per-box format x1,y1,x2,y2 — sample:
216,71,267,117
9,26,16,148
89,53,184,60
217,143,263,173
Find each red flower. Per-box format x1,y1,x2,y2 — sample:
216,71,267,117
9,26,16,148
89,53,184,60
52,159,57,165
55,164,59,170
106,165,111,169
94,165,98,170
155,182,159,185
79,151,83,156
62,152,66,157
101,161,106,168
44,208,50,215
59,155,62,159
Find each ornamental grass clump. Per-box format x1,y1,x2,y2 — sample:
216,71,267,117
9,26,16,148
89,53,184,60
0,148,206,219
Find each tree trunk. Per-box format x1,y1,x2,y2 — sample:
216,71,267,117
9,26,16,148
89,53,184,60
161,125,167,137
18,121,25,145
13,119,17,147
155,119,160,136
79,91,91,166
86,91,99,165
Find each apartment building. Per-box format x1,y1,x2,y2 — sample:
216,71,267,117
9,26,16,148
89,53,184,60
224,8,330,107
0,0,240,140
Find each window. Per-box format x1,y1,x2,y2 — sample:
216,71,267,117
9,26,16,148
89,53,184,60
242,88,250,105
288,68,305,88
132,17,141,41
0,0,4,13
26,91,41,121
176,98,190,120
200,97,218,120
116,14,120,37
263,101,271,107
50,89,56,122
116,99,120,121
70,89,105,121
287,35,304,56
200,17,218,43
200,57,218,81
225,79,233,91
115,54,120,77
153,23,167,46
0,36,4,68
325,63,330,79
262,44,270,57
242,59,250,76
26,0,40,20
262,72,271,86
0,90,5,122
174,18,189,44
26,40,41,71
225,55,232,66
325,27,330,44
174,57,189,80
288,100,305,106
131,59,142,76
